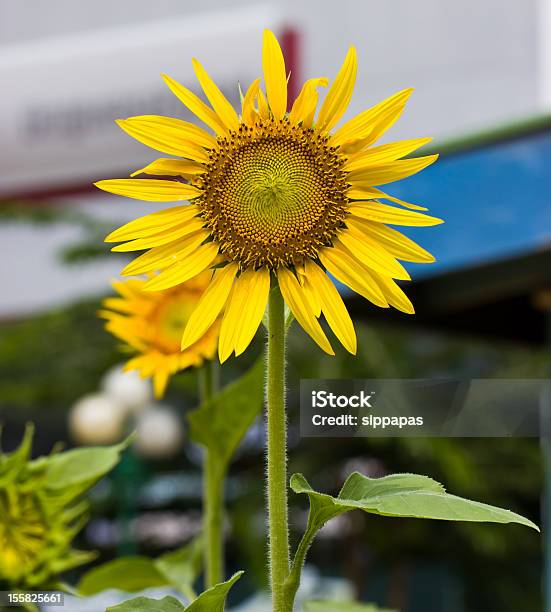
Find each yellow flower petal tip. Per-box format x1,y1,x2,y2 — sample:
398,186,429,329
262,29,287,119
96,32,441,357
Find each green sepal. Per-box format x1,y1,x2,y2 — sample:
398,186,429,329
45,435,132,490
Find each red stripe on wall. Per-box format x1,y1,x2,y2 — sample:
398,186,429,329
280,25,301,111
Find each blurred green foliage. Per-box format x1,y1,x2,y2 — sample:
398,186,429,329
0,299,118,408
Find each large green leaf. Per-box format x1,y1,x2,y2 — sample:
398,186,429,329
187,358,264,477
107,595,185,612
105,572,243,612
78,557,168,595
291,472,539,529
305,602,394,612
46,437,130,489
285,471,538,605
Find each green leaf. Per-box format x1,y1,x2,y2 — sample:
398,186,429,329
291,472,540,529
46,437,131,490
107,595,185,612
304,602,395,612
187,358,264,477
186,571,243,611
154,536,203,593
105,572,243,612
78,557,168,595
285,471,539,605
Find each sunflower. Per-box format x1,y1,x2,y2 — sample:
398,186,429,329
99,271,219,397
96,30,441,361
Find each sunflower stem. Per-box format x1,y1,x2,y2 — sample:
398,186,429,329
199,360,224,588
266,286,292,612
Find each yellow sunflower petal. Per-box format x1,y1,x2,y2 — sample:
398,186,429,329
135,352,162,379
304,260,356,354
317,46,357,132
179,352,203,370
289,77,329,128
346,186,428,211
219,267,270,361
104,322,147,352
192,58,240,131
331,88,413,148
371,272,415,314
111,218,206,252
257,89,270,120
105,205,200,242
131,158,206,178
277,267,334,355
217,283,241,363
116,116,214,161
111,279,144,299
153,369,170,399
143,242,219,292
343,137,433,172
100,298,135,315
162,73,227,135
337,230,411,280
347,154,438,187
102,295,151,315
349,201,443,226
95,179,202,202
242,77,261,125
319,246,388,309
262,29,287,119
296,264,322,317
121,230,209,276
181,263,239,349
124,354,153,376
347,218,435,263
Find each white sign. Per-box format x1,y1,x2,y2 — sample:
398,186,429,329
0,4,281,196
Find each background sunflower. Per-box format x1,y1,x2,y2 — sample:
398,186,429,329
99,271,219,397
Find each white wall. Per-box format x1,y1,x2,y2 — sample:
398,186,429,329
286,0,540,139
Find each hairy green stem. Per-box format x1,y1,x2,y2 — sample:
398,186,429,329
199,361,224,588
284,525,317,604
266,287,292,611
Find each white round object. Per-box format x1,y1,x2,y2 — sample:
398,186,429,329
101,365,152,413
69,393,126,446
134,407,184,459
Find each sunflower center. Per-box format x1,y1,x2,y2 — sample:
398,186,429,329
152,290,197,352
197,118,349,268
